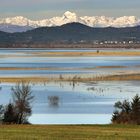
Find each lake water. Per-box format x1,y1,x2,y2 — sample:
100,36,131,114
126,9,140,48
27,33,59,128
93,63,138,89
0,49,140,77
0,49,140,124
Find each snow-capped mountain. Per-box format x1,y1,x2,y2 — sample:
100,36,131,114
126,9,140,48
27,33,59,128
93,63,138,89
0,11,140,32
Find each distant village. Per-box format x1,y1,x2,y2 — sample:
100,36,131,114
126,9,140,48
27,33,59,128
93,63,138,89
78,40,140,45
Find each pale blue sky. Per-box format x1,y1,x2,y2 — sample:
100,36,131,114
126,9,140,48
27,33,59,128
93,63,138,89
0,0,139,19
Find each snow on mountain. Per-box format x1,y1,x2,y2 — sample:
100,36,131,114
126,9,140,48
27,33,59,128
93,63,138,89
0,11,140,32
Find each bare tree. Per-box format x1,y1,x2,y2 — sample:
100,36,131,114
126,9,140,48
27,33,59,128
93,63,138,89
11,82,34,124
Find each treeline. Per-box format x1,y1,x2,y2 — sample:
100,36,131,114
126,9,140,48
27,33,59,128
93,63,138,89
0,82,34,124
0,43,140,49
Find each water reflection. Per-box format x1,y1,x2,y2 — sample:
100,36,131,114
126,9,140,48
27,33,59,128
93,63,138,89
48,96,60,108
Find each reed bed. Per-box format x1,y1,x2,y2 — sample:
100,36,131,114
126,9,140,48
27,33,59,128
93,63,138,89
0,73,140,83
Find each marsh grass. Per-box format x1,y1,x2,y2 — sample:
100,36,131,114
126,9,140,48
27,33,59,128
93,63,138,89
0,73,140,83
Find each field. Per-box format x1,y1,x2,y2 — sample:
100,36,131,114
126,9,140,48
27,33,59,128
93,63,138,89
0,125,140,140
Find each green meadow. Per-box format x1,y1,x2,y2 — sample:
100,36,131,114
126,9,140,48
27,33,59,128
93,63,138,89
0,125,140,140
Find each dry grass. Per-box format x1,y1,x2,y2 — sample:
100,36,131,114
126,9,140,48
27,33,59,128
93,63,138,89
31,51,140,57
0,51,140,58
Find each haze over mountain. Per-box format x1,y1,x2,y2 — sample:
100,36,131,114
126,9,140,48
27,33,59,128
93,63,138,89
0,11,140,33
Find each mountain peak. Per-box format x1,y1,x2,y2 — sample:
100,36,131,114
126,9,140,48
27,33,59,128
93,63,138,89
63,11,77,19
0,12,140,33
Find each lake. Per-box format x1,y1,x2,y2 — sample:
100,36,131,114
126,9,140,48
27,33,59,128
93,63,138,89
0,49,140,124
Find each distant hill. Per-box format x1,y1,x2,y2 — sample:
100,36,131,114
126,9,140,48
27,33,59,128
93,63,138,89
0,24,33,33
0,22,140,46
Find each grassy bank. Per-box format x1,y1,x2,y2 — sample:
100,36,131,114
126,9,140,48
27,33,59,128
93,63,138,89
0,125,140,140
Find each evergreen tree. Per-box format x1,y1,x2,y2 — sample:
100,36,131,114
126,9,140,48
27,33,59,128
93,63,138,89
131,94,140,124
112,94,140,125
3,103,18,124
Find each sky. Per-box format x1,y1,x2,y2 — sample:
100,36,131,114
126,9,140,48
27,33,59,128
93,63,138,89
0,0,140,19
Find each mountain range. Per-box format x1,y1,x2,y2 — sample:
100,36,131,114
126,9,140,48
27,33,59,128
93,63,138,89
0,11,140,33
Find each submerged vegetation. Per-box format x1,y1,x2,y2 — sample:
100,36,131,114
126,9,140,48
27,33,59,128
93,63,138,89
0,73,140,83
48,96,60,107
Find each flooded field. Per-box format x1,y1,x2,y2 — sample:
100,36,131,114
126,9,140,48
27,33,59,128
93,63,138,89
0,49,140,124
0,49,140,77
